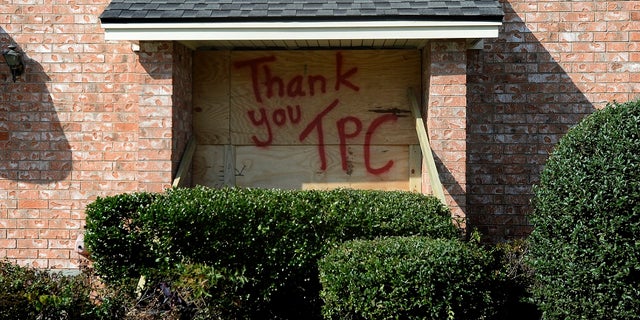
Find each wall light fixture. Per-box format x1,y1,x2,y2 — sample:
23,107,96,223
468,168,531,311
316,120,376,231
2,45,25,82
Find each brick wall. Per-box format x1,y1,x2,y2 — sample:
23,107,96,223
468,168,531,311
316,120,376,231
2,0,640,268
467,0,640,241
0,1,192,269
136,41,193,192
425,40,468,228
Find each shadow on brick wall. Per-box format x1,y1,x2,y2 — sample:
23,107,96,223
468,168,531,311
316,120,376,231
432,152,467,219
1,29,72,183
465,1,596,242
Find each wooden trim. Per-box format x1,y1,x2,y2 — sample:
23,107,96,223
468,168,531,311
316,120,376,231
407,88,446,204
172,135,197,188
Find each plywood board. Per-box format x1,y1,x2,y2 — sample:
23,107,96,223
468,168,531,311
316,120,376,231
229,50,420,146
193,51,230,145
192,49,422,191
409,144,422,193
234,145,409,191
223,144,236,186
192,145,226,188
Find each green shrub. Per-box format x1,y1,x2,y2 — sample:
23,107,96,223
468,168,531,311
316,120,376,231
85,187,458,319
528,100,640,319
318,236,497,320
321,188,461,240
0,260,98,320
84,192,159,282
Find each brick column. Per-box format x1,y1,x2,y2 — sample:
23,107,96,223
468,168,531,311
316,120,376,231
424,40,468,228
136,41,193,192
171,43,194,185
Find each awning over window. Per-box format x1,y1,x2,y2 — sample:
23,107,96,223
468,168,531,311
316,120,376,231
100,0,503,49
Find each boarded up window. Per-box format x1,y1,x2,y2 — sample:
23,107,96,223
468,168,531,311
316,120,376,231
193,50,420,191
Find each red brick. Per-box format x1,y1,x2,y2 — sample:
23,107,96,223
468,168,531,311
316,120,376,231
17,200,48,209
49,240,74,249
526,12,561,23
48,219,82,230
49,259,78,269
6,249,40,259
0,239,17,249
593,31,629,42
563,12,595,22
7,228,40,239
540,2,571,12
17,239,48,249
39,229,70,239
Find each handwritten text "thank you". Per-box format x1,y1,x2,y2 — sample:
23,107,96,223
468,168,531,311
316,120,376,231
233,52,396,175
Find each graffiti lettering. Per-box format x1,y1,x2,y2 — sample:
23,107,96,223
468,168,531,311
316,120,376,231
299,99,340,171
234,52,359,103
247,108,272,147
337,116,362,172
233,55,277,103
335,52,360,92
248,105,302,146
235,52,395,175
308,75,327,96
364,114,397,174
298,100,397,175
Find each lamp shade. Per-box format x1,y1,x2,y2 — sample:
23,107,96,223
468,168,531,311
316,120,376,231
4,50,22,68
3,45,24,82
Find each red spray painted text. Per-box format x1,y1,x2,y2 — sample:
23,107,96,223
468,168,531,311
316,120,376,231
234,52,396,175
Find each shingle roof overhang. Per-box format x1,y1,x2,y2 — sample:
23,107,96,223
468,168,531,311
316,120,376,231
100,1,504,45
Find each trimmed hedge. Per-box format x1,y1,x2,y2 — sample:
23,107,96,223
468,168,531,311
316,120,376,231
85,187,458,319
528,100,640,319
83,191,159,283
318,236,497,320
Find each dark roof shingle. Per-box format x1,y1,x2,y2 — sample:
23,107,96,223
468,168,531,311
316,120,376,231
100,0,503,23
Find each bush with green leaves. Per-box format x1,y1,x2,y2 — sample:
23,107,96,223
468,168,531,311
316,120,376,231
528,100,640,319
85,187,458,319
318,236,497,320
0,260,105,320
83,191,159,282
